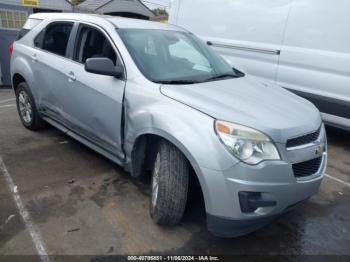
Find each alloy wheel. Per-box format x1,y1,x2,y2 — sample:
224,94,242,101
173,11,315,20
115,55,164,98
18,90,32,124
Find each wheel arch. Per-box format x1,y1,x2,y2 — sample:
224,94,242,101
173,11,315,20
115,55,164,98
12,73,26,92
129,129,198,174
129,129,209,211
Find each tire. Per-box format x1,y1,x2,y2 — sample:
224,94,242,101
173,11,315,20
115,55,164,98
150,139,189,225
15,82,46,130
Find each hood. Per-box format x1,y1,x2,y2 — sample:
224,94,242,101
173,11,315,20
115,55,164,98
160,76,321,143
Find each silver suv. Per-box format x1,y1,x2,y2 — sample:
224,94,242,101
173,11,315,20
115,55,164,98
11,13,327,237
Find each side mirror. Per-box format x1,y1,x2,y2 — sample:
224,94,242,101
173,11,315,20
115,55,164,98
85,57,124,79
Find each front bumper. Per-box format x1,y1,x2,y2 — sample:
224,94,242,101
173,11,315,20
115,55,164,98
200,150,327,237
207,197,309,238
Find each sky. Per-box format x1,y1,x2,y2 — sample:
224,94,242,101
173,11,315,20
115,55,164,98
141,0,171,11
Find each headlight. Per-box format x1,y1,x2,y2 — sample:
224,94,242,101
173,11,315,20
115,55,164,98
215,120,280,165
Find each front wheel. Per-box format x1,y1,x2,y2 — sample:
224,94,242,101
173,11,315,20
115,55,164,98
150,140,189,225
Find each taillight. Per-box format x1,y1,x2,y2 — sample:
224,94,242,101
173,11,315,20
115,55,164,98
9,43,14,57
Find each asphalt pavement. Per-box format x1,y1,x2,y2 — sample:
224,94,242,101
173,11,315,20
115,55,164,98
0,89,349,260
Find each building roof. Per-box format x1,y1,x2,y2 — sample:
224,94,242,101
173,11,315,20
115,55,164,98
76,0,110,11
107,15,178,29
29,12,182,31
77,0,154,18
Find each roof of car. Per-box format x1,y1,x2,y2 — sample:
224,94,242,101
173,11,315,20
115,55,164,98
29,13,186,32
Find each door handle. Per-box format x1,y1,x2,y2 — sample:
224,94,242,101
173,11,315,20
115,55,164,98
31,54,38,62
65,71,76,82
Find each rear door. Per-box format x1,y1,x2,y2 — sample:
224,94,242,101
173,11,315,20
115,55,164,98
32,21,75,124
61,23,126,160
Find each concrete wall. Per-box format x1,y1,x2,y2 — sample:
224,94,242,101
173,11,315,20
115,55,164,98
0,3,32,86
0,0,72,11
0,61,2,85
0,1,72,86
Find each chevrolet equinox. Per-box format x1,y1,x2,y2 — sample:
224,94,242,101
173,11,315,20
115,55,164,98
10,13,327,237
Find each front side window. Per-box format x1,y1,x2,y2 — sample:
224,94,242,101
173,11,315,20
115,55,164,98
74,25,117,65
118,29,238,84
39,22,73,56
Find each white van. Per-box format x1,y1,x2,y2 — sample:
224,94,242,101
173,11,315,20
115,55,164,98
169,0,350,130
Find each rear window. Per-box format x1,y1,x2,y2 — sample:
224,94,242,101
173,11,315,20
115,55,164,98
17,18,43,40
37,22,73,57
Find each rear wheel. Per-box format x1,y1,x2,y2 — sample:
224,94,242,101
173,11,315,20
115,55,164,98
15,82,45,130
150,140,189,225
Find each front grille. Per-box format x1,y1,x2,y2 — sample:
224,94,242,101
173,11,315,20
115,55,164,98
292,157,322,177
286,127,321,148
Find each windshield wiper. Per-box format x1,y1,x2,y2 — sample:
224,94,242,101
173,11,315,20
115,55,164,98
156,80,200,85
156,74,241,85
203,73,240,82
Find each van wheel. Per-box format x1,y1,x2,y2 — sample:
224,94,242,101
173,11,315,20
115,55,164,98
15,82,45,130
150,140,189,225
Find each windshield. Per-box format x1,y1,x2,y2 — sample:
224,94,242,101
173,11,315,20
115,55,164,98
118,29,240,84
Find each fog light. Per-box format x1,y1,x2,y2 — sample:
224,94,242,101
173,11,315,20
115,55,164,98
239,192,277,213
